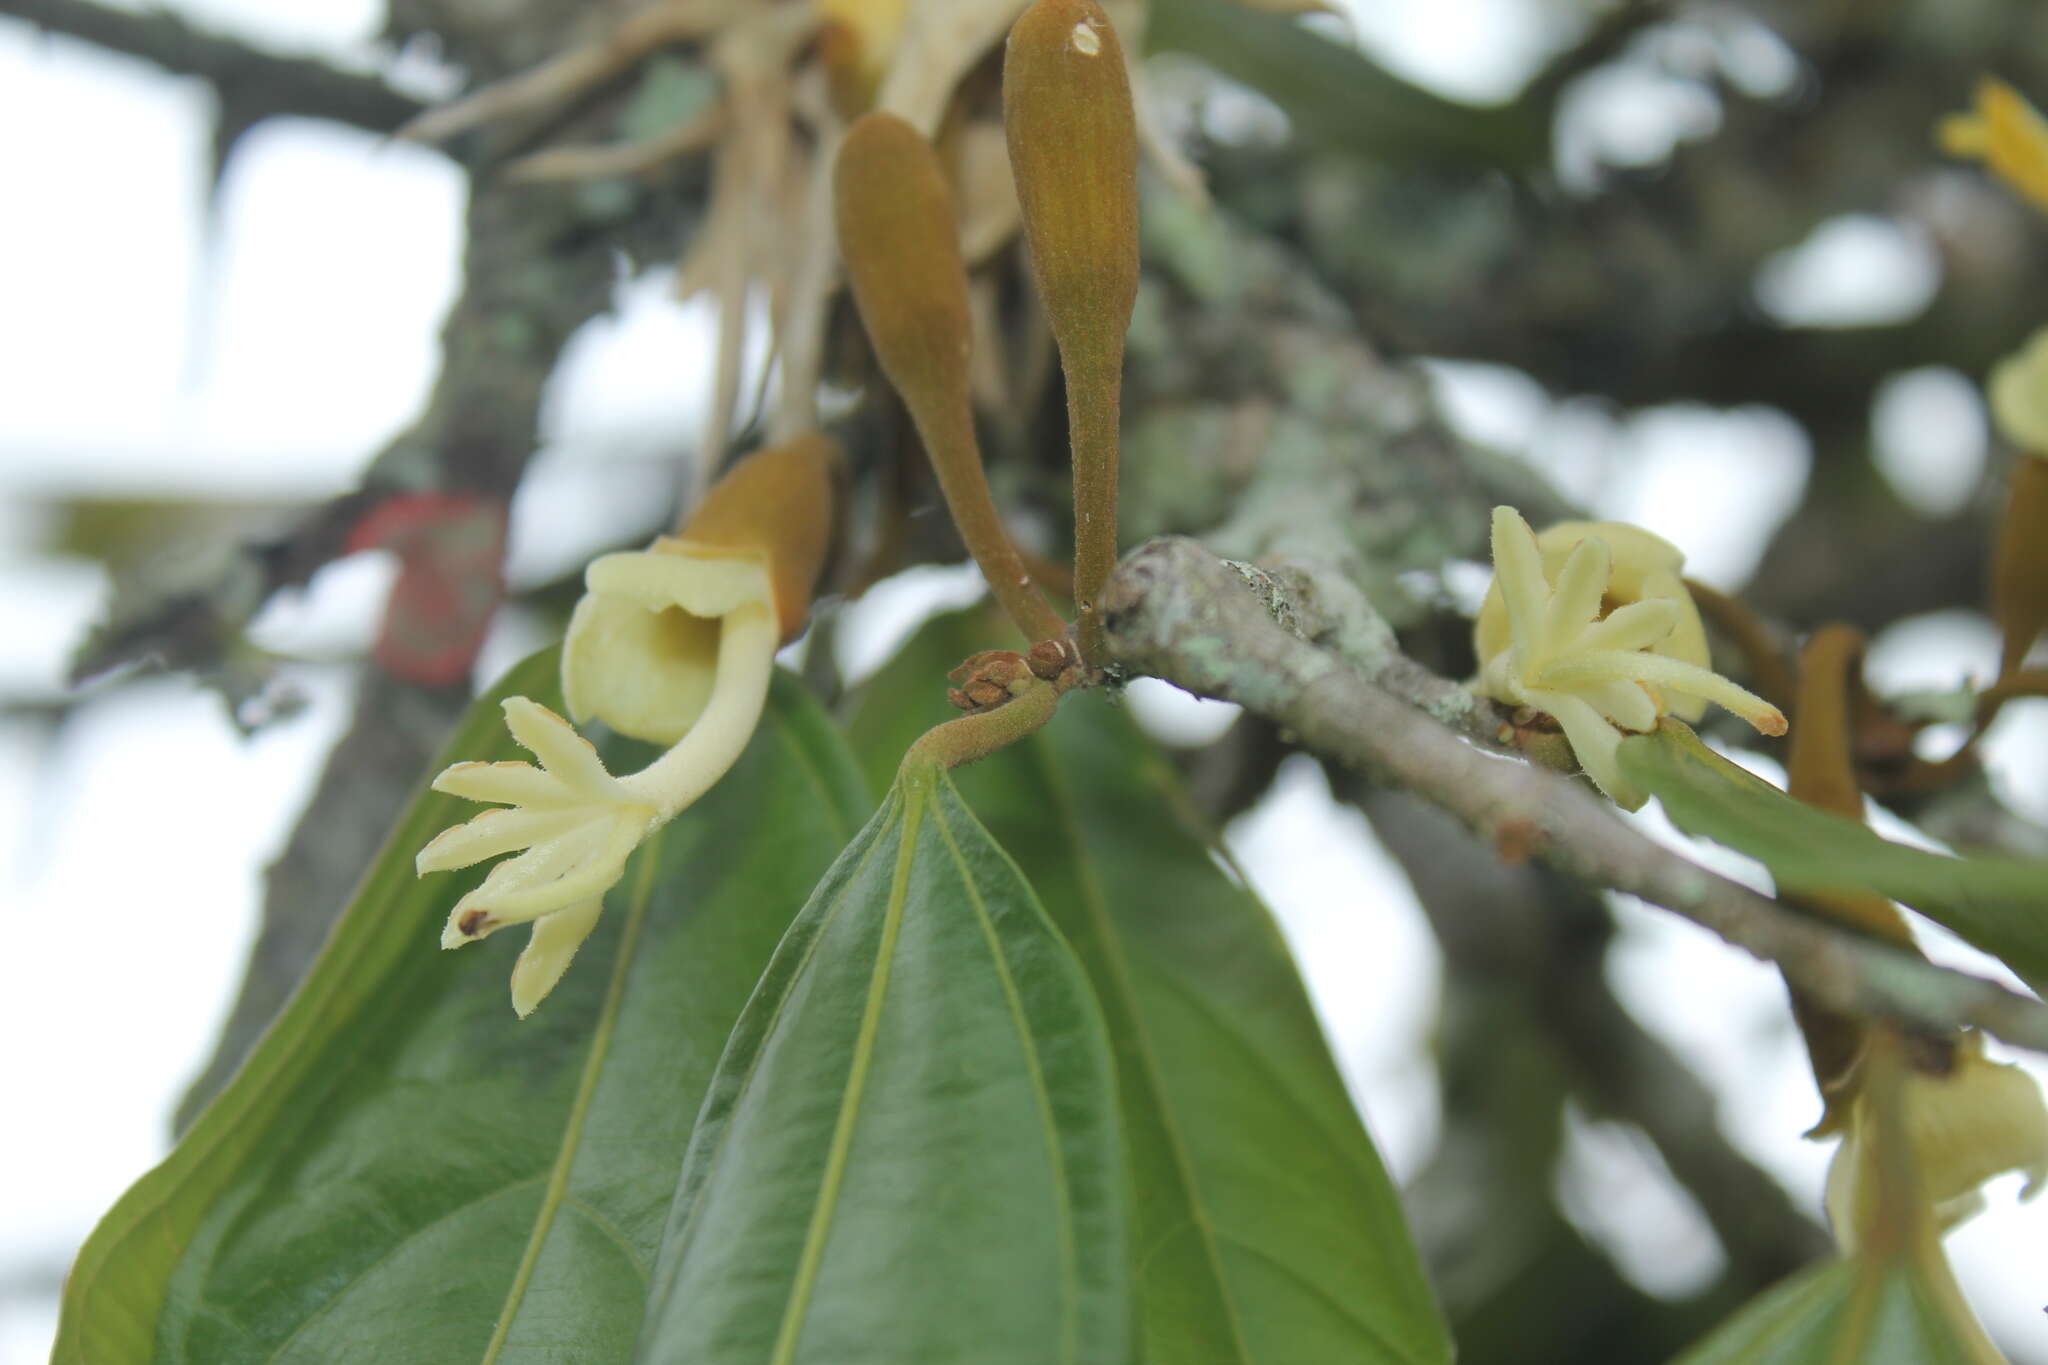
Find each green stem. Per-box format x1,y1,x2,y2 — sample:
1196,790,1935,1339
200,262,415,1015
901,678,1063,777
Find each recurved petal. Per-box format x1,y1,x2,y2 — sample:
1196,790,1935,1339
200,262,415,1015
510,895,608,1019
501,696,623,799
415,805,591,875
582,544,775,620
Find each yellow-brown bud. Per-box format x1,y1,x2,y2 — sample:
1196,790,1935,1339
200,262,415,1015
1002,0,1139,380
835,111,974,431
682,433,843,641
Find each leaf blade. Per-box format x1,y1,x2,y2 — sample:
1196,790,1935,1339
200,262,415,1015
55,657,869,1365
635,771,1129,1365
1618,722,2048,992
849,607,1453,1365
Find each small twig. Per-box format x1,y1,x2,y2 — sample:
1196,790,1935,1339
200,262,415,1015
1100,537,2048,1056
0,0,424,134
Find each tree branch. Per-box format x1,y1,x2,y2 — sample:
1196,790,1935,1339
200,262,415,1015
0,0,425,134
1101,536,2048,1055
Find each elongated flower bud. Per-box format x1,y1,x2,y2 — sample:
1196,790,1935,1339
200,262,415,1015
1003,0,1139,380
678,434,842,641
1005,0,1138,660
836,112,1065,643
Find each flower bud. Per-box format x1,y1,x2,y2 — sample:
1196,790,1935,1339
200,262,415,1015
1003,0,1139,382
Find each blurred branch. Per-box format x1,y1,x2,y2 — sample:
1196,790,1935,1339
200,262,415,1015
1101,536,2048,1055
0,0,426,134
174,167,622,1127
1357,788,1827,1282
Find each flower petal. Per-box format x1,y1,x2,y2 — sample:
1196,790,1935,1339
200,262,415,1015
431,759,577,808
1535,689,1643,810
415,805,590,874
1575,598,1679,655
1555,650,1787,735
618,602,780,819
501,696,623,799
510,895,608,1018
1542,535,1610,648
1489,506,1551,671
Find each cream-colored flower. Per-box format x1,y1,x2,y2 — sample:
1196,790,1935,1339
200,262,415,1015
418,438,837,1017
1825,1032,2048,1254
1939,77,2048,217
1990,324,2048,456
1475,507,1786,809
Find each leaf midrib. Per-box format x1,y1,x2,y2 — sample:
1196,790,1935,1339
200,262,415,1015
929,787,1081,1365
1022,740,1259,1364
476,825,668,1363
767,785,924,1364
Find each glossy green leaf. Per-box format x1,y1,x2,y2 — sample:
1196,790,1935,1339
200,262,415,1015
55,651,869,1365
636,762,1128,1364
1673,1258,1994,1365
1619,722,2048,993
850,608,1453,1365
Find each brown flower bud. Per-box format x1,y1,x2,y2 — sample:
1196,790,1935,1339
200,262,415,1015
1004,0,1139,660
681,433,843,640
1002,0,1139,382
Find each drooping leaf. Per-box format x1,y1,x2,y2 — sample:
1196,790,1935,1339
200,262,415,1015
1619,721,2048,993
635,761,1128,1364
1671,1258,1995,1365
850,607,1454,1365
55,652,869,1365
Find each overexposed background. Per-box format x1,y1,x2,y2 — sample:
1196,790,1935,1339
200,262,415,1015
3,1,2046,1360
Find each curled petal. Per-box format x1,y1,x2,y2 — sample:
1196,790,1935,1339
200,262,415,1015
619,602,780,819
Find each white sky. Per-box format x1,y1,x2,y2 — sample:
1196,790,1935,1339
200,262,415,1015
2,2,2047,1361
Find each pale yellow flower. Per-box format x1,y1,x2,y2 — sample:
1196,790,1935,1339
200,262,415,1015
1990,324,2048,456
1825,1032,2048,1254
1940,77,2048,217
1475,507,1786,809
417,438,838,1016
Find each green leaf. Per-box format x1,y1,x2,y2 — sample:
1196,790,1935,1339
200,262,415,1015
55,652,869,1365
849,608,1453,1365
1618,722,2048,993
1672,1258,1996,1365
636,764,1128,1364
1144,0,1546,169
